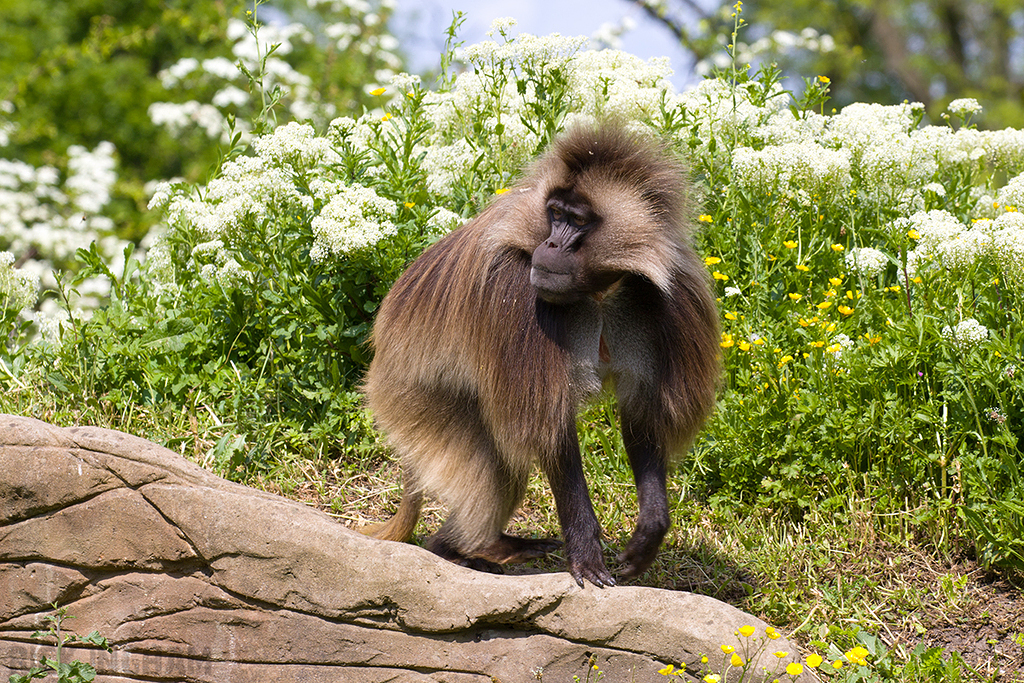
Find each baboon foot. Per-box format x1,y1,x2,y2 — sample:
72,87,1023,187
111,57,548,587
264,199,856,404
480,534,563,564
425,533,561,572
424,535,505,574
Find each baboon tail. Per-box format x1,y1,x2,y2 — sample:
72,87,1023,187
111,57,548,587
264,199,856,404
360,486,423,542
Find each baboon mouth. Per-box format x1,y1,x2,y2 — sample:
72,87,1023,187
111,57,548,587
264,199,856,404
530,265,573,293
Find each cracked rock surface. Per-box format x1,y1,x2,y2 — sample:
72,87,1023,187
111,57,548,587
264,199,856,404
0,414,811,682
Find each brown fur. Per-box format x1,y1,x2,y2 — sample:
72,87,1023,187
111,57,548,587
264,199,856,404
362,123,720,585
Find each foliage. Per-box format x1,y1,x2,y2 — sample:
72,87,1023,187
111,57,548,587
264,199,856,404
634,0,1024,129
0,0,402,288
8,604,111,683
658,623,871,682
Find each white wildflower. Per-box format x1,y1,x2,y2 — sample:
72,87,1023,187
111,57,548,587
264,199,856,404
425,207,464,235
845,247,888,278
941,318,989,352
903,209,963,254
65,142,117,214
487,16,517,37
0,251,38,313
732,141,851,198
252,121,336,168
981,128,1024,170
990,212,1024,285
212,85,249,109
826,333,854,361
996,173,1024,209
310,185,397,259
947,98,982,118
389,72,421,91
422,140,478,196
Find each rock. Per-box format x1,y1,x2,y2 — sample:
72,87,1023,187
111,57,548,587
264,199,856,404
0,414,815,682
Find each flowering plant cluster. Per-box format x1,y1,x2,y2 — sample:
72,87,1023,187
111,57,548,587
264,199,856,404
687,56,1024,569
657,624,869,683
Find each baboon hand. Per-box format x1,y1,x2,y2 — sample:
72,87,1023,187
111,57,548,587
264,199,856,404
616,528,664,578
566,540,615,588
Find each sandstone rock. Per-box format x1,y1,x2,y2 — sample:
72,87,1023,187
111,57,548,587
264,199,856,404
0,414,815,682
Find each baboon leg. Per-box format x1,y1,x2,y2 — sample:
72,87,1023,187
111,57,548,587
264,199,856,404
542,426,614,587
617,419,670,578
424,448,554,569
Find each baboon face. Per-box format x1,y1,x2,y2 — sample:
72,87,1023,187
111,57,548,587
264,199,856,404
529,188,619,304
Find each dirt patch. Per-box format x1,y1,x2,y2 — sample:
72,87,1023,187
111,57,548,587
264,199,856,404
899,569,1024,680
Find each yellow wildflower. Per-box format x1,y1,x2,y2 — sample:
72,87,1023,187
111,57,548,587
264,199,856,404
738,340,752,351
786,663,804,676
908,229,920,239
713,271,729,281
796,264,810,272
773,651,789,659
721,645,735,655
788,293,803,301
720,334,735,348
818,75,831,84
829,277,843,286
806,654,823,668
731,654,744,667
370,87,386,96
381,112,393,121
765,626,781,640
705,256,723,266
738,625,755,637
404,201,415,209
816,301,833,310
783,240,798,249
495,188,510,195
699,214,714,223
725,311,738,320
838,305,854,315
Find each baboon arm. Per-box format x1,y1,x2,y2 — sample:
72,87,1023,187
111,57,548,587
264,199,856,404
542,429,614,588
617,422,670,578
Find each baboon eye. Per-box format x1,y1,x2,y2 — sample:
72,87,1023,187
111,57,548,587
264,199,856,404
572,214,588,227
550,207,563,220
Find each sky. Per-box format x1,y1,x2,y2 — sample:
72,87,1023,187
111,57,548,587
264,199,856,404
388,0,702,91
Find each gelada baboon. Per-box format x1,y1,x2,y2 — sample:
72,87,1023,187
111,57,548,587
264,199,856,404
362,123,720,587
